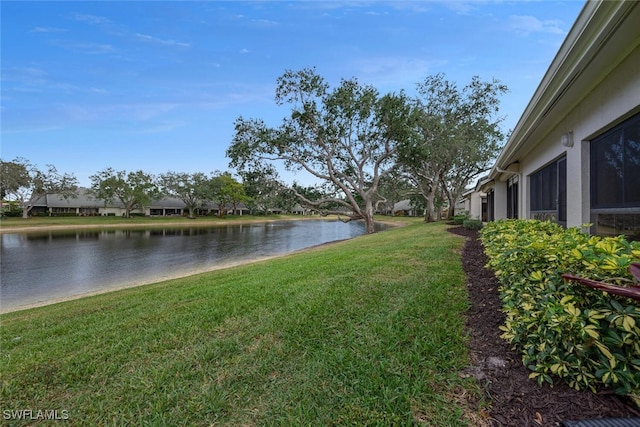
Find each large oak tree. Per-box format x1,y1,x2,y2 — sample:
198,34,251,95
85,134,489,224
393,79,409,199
209,171,248,217
159,171,210,219
90,168,160,218
227,68,415,233
398,74,507,221
0,157,78,218
238,165,288,216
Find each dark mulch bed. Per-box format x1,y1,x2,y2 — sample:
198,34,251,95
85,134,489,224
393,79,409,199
449,226,640,426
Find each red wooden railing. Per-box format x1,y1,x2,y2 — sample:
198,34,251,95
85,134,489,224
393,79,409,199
562,262,640,301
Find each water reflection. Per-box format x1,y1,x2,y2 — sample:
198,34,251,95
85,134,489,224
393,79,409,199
1,220,385,310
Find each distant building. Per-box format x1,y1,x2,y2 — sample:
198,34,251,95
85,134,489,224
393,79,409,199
291,204,315,215
30,188,250,217
458,176,489,222
393,200,419,217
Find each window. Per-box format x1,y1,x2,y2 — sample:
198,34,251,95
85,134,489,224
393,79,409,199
51,207,75,214
590,113,640,239
79,208,99,216
481,196,488,222
530,157,566,226
486,189,495,222
506,176,519,219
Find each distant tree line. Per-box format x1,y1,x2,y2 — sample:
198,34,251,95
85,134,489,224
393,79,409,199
2,70,507,232
0,159,283,219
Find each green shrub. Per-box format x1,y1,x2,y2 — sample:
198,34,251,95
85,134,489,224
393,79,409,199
2,210,22,218
480,219,640,406
462,219,483,230
453,213,469,225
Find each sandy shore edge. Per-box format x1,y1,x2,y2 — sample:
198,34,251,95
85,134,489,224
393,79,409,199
0,216,325,234
1,217,404,314
0,254,285,314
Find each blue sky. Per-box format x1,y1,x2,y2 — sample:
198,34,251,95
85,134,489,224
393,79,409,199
1,1,585,187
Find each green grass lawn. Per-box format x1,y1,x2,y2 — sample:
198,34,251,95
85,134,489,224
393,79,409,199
0,221,479,426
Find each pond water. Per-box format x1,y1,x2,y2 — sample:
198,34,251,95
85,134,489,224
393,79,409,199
1,220,386,311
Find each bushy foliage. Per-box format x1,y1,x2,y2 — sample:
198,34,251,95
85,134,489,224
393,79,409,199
480,219,640,406
1,202,22,217
453,214,469,225
462,219,483,230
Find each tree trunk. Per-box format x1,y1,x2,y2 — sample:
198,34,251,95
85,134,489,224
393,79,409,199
188,207,195,219
364,209,376,234
424,191,437,222
123,200,134,218
442,187,455,219
21,197,36,218
360,197,376,234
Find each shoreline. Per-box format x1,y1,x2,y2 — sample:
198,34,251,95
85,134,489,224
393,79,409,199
1,217,405,314
0,216,327,234
0,253,285,315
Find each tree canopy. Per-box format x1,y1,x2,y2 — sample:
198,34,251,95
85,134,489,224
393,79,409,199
4,73,507,224
0,157,78,218
209,172,248,217
90,168,161,218
397,74,507,221
159,171,210,219
227,68,416,233
238,165,289,216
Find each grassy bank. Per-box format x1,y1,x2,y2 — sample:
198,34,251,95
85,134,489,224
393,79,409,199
0,221,478,425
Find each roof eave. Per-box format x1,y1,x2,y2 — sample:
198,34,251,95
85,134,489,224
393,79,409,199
489,0,638,179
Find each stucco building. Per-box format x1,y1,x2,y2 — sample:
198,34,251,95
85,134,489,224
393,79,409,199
476,0,639,240
30,188,250,217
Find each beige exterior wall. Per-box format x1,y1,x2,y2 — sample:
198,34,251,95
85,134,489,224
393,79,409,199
515,44,640,228
98,207,145,216
468,191,485,221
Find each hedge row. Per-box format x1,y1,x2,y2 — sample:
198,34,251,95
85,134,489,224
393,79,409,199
479,219,640,406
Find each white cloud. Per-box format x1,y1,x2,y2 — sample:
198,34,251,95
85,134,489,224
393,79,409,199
110,103,181,121
131,120,186,134
3,66,48,86
1,124,65,134
72,13,111,26
508,15,565,36
50,40,116,55
135,33,190,48
365,11,386,16
350,56,448,89
251,18,280,27
439,1,487,15
31,26,67,33
3,66,109,101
